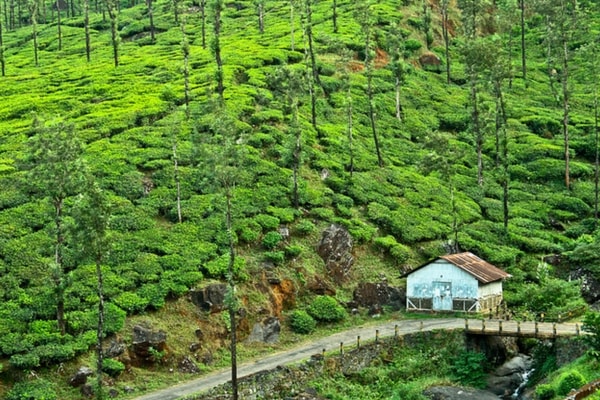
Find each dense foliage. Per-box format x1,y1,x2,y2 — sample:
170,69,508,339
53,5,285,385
1,0,600,396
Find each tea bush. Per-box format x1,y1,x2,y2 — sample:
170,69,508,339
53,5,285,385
557,370,586,396
307,296,347,323
6,379,57,400
288,310,316,334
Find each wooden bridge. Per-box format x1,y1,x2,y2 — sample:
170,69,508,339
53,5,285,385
463,318,584,339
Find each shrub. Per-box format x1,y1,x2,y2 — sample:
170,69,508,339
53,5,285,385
264,251,285,265
307,296,347,323
451,350,487,388
262,231,283,250
557,370,586,396
102,358,125,377
535,384,556,400
295,220,315,235
9,353,41,369
284,245,302,258
255,214,280,230
289,310,316,334
6,379,57,400
114,292,148,314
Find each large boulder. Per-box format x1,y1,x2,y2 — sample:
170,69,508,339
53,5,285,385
317,224,354,284
486,355,532,398
353,281,405,311
190,284,228,313
68,366,93,387
131,325,167,363
419,52,442,73
246,317,281,344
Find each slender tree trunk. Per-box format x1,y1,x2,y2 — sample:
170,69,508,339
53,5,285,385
450,182,459,253
57,1,62,50
173,141,182,223
2,0,7,28
106,0,119,67
305,0,320,87
507,22,513,89
347,88,354,178
147,0,155,42
595,93,599,225
0,17,5,76
9,0,14,30
290,0,294,50
84,0,90,61
200,0,206,48
441,0,451,84
172,0,178,25
54,198,67,336
70,0,75,18
562,37,570,189
181,20,190,119
95,255,105,400
31,0,39,66
212,0,224,101
292,102,300,209
363,11,383,167
332,0,337,33
519,0,527,85
225,187,238,400
395,76,403,122
257,0,264,34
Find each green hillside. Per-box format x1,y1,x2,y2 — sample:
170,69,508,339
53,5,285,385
1,0,600,397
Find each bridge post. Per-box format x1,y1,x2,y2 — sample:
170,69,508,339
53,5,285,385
420,321,423,332
375,329,379,345
395,325,398,339
465,319,468,331
553,323,557,337
535,321,539,336
517,321,521,334
499,320,503,334
357,336,360,348
340,342,344,356
482,319,486,332
576,324,580,336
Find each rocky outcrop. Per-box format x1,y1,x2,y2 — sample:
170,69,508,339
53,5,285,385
424,386,500,400
131,325,167,364
486,354,532,398
246,317,281,344
317,224,354,284
419,52,442,72
352,281,405,311
179,356,201,373
190,284,228,313
68,366,93,387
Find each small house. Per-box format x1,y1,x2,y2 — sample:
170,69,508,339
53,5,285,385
405,252,511,313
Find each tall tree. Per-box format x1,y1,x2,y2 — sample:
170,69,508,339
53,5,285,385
301,0,318,131
200,0,206,48
29,0,38,66
56,0,63,50
147,0,155,42
84,0,91,61
27,116,86,336
73,180,111,400
519,0,526,85
332,0,337,33
458,0,489,186
210,0,224,101
357,0,383,167
0,9,5,76
105,0,119,67
388,23,408,122
421,0,433,50
256,0,264,34
440,0,451,83
540,0,578,189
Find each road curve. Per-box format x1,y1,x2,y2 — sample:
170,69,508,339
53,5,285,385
132,318,582,400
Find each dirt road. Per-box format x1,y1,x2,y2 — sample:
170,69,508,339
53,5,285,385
132,318,467,400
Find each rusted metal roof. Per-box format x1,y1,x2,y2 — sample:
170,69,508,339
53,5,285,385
439,252,511,284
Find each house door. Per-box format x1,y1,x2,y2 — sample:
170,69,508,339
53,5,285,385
432,281,452,311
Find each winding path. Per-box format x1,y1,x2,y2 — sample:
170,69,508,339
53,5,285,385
133,318,582,400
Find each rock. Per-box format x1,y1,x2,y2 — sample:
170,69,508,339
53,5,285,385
178,356,201,373
317,224,354,284
104,339,126,358
270,278,296,316
353,281,405,311
131,325,167,362
124,386,135,394
307,279,336,296
419,52,442,73
68,366,93,387
189,342,201,352
423,386,500,400
486,355,532,397
279,226,290,242
189,284,228,313
80,384,94,397
571,268,600,304
246,317,281,344
109,388,119,398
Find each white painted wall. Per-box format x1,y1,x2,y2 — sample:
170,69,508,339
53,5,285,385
406,260,479,299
